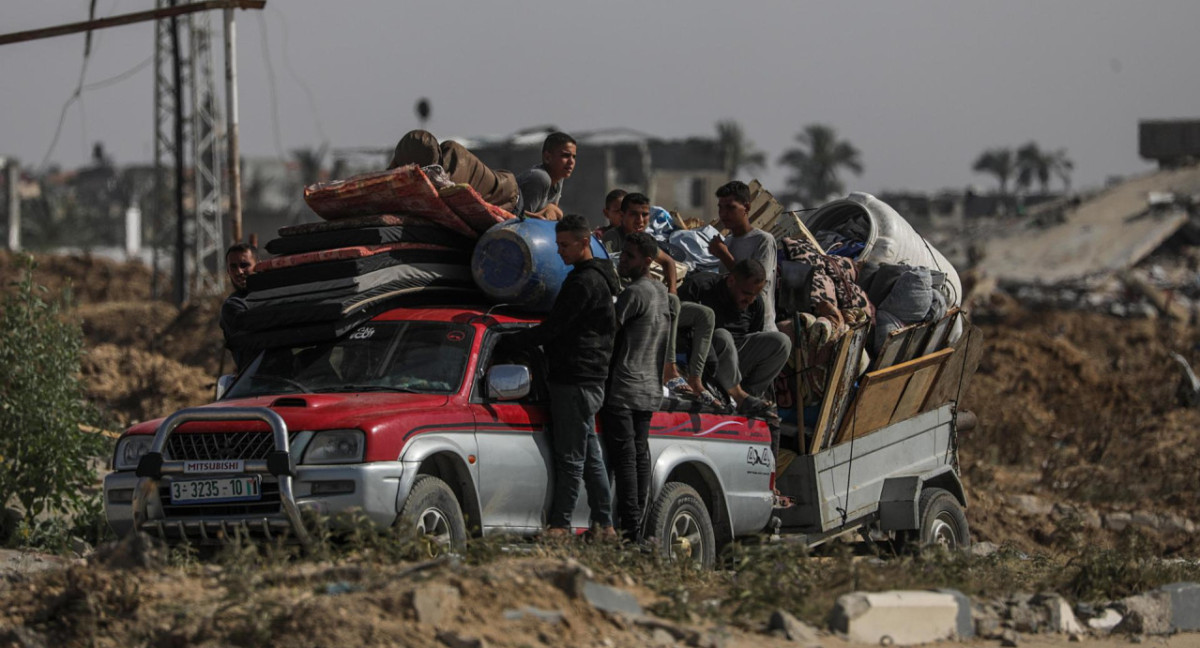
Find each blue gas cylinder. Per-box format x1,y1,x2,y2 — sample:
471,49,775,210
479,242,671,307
471,218,608,312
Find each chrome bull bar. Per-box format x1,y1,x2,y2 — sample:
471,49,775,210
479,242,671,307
132,407,311,549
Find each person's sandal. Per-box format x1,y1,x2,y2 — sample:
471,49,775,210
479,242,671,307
736,395,774,418
665,376,693,396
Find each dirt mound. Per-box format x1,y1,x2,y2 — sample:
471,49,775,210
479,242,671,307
0,251,167,305
961,308,1200,553
81,344,213,426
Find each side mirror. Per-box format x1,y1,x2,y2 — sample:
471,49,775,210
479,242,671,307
215,374,236,400
486,365,531,401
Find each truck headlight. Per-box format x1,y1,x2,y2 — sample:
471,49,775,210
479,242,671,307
302,430,365,465
114,436,154,471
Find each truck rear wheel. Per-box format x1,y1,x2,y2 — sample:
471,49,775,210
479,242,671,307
398,475,467,556
918,487,970,551
646,482,716,569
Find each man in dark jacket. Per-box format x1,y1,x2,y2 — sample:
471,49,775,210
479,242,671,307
220,243,257,372
508,214,619,538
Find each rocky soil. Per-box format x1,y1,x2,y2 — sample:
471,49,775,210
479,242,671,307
3,251,1200,646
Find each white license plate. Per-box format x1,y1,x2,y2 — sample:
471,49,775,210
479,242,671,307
170,476,261,504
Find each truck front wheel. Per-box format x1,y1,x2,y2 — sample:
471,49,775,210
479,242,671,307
399,475,467,556
646,482,716,569
918,487,970,551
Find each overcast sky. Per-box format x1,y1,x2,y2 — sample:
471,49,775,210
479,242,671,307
3,1,1198,196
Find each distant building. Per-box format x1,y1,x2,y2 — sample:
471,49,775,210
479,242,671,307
1139,119,1200,167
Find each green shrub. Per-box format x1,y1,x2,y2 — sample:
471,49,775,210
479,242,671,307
0,256,107,530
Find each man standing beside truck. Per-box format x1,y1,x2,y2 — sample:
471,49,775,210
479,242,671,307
601,231,670,542
508,214,619,539
220,243,257,373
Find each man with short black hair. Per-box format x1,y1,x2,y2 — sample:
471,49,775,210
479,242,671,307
221,243,258,372
508,214,618,539
708,180,778,331
601,231,670,542
599,192,677,292
678,259,791,416
516,132,578,221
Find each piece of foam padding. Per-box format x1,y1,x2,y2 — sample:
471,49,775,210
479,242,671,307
439,183,513,234
246,246,469,293
264,224,472,256
303,165,475,238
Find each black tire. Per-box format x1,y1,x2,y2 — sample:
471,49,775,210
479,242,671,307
918,487,970,551
645,482,716,569
398,475,467,556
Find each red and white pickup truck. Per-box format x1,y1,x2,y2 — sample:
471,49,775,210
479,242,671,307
105,303,777,566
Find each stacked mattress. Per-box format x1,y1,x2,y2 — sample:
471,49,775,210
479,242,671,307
234,165,514,350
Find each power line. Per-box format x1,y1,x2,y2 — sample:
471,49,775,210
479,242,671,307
273,6,327,146
255,11,287,161
82,55,153,91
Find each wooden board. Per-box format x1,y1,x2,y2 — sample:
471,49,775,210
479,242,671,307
808,326,856,454
873,322,921,371
918,309,959,358
895,321,934,365
810,325,868,453
746,179,785,232
833,347,955,445
890,362,945,423
924,323,986,410
770,211,824,251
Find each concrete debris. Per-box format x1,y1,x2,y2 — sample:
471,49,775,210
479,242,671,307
768,609,822,645
538,558,594,598
650,627,677,646
502,606,564,625
583,580,643,617
1037,594,1084,634
999,628,1020,647
412,584,461,626
1086,608,1123,632
1009,494,1053,517
969,541,999,558
436,630,487,648
1161,582,1200,632
1115,591,1172,635
829,591,962,645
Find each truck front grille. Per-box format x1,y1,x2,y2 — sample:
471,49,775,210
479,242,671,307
165,430,282,461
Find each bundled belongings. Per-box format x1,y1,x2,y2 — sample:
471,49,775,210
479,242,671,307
232,165,496,351
805,192,961,307
302,164,514,236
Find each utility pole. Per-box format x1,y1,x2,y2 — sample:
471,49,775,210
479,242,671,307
224,8,242,245
0,0,265,304
4,159,18,252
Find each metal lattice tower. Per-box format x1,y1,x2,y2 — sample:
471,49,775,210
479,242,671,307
152,0,225,303
188,11,225,297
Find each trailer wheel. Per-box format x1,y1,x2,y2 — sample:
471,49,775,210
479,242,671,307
918,487,970,551
646,482,716,569
398,475,467,556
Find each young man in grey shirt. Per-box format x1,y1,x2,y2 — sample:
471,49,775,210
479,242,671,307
708,180,778,331
516,132,577,221
600,231,670,542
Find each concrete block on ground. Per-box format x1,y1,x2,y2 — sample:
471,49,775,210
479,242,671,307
935,589,975,639
830,590,962,645
1037,594,1084,634
412,584,461,626
1115,590,1171,635
583,580,643,617
1087,608,1122,632
1161,582,1200,632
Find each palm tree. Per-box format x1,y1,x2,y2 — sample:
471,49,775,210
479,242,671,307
1047,148,1075,194
1015,141,1051,194
971,148,1015,196
776,123,863,207
715,120,767,179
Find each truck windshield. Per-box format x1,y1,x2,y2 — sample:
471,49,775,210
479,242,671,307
225,321,474,398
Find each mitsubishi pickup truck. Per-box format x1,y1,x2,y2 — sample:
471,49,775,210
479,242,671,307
104,297,979,567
